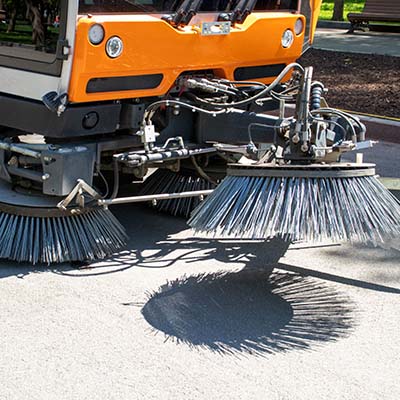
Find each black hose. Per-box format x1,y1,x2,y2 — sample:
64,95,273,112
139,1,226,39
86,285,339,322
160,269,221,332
111,157,120,199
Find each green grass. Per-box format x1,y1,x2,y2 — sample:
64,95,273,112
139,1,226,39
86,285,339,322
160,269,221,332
0,21,59,45
0,21,34,44
319,0,365,21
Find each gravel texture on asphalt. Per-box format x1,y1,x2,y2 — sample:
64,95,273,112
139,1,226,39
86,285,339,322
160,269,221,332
0,202,399,400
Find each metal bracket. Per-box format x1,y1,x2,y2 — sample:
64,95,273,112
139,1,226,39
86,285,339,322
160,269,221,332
198,21,231,36
136,124,160,152
56,39,70,61
57,179,102,210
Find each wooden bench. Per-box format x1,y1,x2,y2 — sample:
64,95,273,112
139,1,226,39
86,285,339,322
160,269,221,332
347,0,400,33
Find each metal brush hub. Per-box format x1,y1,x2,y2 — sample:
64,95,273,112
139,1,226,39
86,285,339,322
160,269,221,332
0,201,98,218
227,163,376,179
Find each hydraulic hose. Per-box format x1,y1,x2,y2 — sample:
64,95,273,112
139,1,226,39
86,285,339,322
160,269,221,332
310,82,324,111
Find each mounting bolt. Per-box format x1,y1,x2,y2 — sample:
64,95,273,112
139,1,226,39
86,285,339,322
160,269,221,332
292,134,300,144
301,143,309,152
173,105,180,116
42,173,50,181
8,156,18,166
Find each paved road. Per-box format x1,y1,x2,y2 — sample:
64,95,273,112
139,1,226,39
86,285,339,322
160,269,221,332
0,206,399,400
313,28,400,57
0,142,399,400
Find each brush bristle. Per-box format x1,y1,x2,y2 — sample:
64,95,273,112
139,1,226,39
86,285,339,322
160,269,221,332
0,208,127,264
140,169,216,218
188,175,400,244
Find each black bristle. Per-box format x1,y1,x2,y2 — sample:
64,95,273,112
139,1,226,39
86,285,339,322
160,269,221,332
140,169,216,218
0,208,127,264
189,175,400,244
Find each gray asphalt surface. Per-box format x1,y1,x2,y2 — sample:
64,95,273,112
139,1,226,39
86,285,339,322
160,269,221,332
343,141,400,178
314,28,400,57
0,142,399,400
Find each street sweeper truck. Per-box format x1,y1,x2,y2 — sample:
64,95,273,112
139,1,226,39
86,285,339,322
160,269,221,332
0,0,399,264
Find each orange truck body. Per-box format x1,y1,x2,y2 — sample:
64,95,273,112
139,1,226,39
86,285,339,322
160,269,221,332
68,1,322,103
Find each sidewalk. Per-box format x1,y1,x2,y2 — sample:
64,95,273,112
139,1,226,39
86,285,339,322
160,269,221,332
313,28,400,57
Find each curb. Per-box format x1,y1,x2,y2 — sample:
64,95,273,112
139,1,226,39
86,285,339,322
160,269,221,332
317,20,400,33
317,20,350,30
355,114,400,145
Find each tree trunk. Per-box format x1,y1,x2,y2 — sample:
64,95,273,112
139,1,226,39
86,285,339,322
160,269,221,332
7,8,17,33
25,0,45,47
332,0,345,21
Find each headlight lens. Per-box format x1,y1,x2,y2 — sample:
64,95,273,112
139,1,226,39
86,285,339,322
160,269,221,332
88,24,105,45
281,29,294,48
106,36,123,58
295,18,304,35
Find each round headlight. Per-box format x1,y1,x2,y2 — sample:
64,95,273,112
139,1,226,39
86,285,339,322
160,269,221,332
281,29,294,48
106,36,123,58
295,18,304,35
88,24,104,45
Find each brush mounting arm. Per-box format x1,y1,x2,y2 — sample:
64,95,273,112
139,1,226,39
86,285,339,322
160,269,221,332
98,189,214,207
280,67,368,164
290,66,313,154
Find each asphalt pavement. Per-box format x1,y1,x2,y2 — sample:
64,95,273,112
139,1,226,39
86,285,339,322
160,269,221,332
0,206,399,400
0,142,399,400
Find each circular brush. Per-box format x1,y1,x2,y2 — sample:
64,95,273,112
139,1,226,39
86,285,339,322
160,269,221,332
188,163,400,244
0,204,127,265
139,168,216,218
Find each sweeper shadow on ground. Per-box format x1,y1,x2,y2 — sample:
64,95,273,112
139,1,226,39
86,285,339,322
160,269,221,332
54,204,291,277
1,203,399,290
58,204,400,289
0,203,288,279
140,270,356,357
0,205,396,357
0,260,77,280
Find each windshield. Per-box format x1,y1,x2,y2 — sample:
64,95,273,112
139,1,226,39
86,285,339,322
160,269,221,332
79,0,299,14
0,0,62,54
